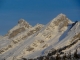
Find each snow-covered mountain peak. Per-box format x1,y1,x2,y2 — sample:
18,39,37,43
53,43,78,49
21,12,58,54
18,19,32,28
5,19,32,38
56,13,66,19
45,14,72,33
0,14,80,60
18,19,26,23
52,13,71,26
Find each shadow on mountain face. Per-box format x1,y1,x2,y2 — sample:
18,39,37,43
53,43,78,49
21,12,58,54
59,25,71,41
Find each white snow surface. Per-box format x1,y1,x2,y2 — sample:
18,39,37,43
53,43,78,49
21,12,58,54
0,14,80,60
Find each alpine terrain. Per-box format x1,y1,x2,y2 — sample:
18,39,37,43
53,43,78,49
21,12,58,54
0,14,80,60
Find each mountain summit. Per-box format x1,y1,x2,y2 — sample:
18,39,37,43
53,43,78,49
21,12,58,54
18,19,32,28
0,14,80,60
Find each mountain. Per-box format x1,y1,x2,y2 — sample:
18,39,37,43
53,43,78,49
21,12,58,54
0,14,80,60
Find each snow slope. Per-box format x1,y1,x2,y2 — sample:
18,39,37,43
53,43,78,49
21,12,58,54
0,14,80,60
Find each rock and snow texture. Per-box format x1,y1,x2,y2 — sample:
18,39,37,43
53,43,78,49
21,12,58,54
0,14,80,60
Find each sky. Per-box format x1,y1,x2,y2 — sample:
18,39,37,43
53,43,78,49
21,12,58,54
0,0,80,35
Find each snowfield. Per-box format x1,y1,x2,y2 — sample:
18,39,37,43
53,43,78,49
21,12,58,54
0,14,80,60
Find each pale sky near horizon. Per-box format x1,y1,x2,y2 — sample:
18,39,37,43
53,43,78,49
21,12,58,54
0,0,80,35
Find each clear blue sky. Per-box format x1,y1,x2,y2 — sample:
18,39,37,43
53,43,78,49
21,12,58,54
0,0,80,35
